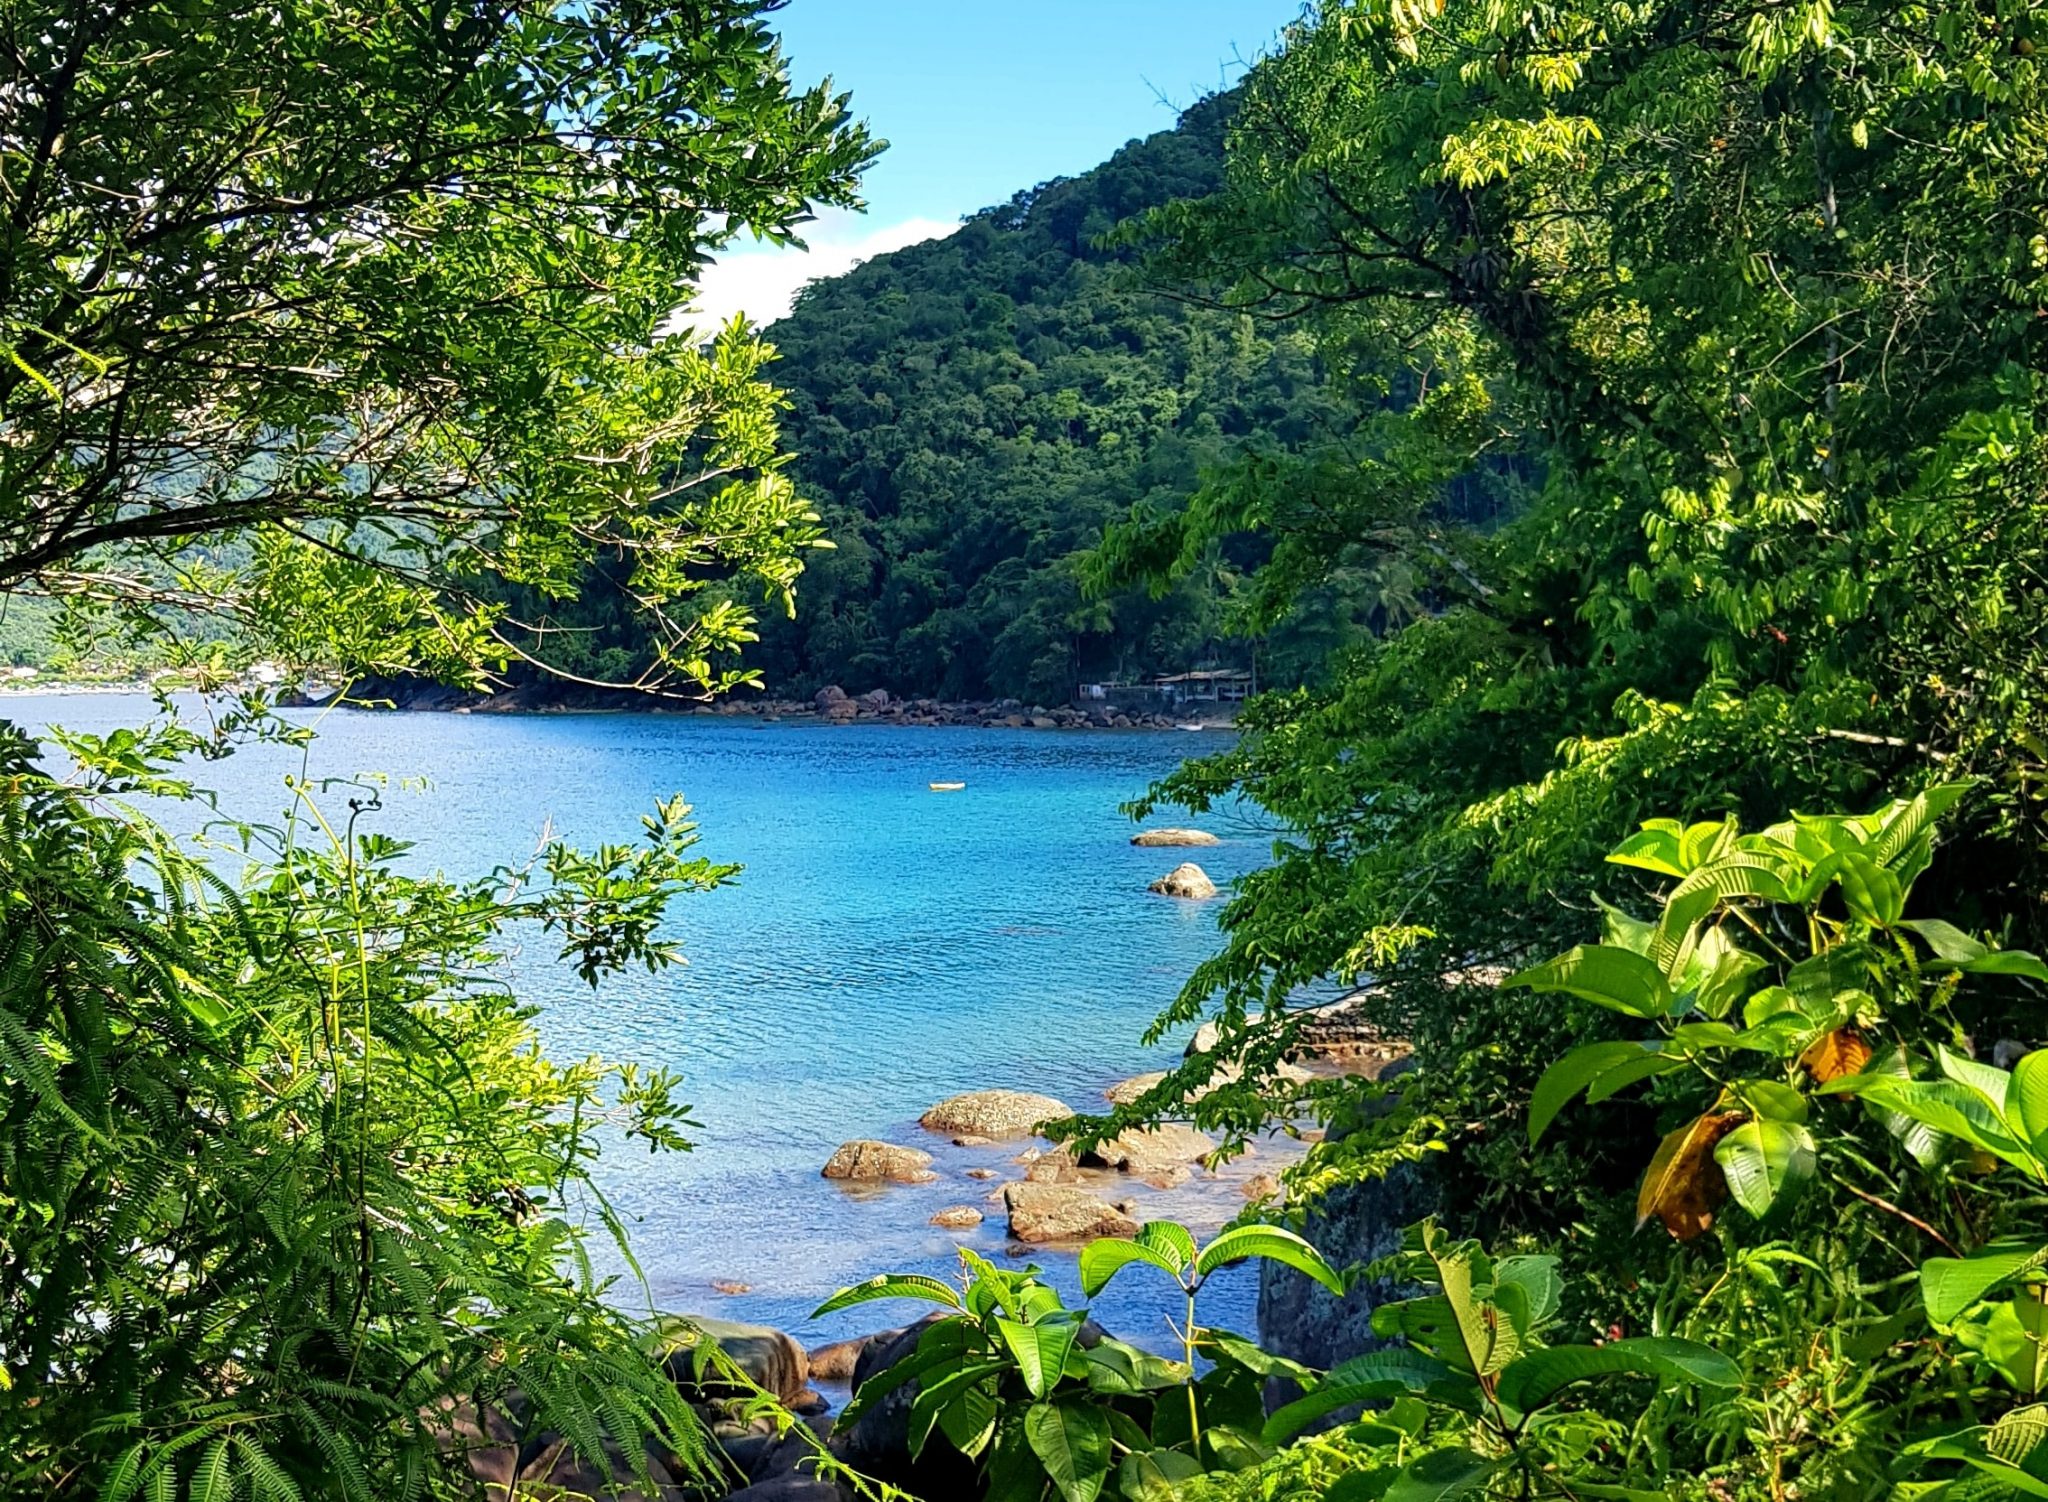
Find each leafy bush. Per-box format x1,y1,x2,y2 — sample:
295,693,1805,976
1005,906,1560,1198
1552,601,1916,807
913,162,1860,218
0,718,740,1499
814,1222,1344,1501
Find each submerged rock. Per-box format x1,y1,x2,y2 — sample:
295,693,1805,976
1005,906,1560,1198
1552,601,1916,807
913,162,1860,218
919,1090,1072,1139
1003,1182,1140,1244
821,1140,937,1184
1081,1123,1218,1177
1147,862,1218,899
1130,827,1219,847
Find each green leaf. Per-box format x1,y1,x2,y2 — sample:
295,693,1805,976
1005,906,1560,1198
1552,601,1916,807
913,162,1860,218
998,1316,1081,1399
1733,1078,1810,1124
1493,1255,1562,1327
1505,944,1674,1018
1608,826,1686,878
1939,1044,2015,1116
2014,1053,2048,1153
1025,1400,1113,1502
1952,950,2048,982
1713,1118,1816,1217
1137,1221,1197,1272
1206,1328,1316,1384
811,1273,962,1318
1873,782,1972,869
1836,852,1904,926
1900,918,1988,963
1118,1450,1202,1502
1079,1237,1184,1298
909,1361,1006,1458
1921,1240,2048,1325
936,1377,1000,1458
192,1439,232,1502
1195,1225,1344,1294
1528,1041,1674,1143
1082,1339,1188,1394
1384,1447,1502,1502
1494,1337,1741,1412
1260,1349,1460,1446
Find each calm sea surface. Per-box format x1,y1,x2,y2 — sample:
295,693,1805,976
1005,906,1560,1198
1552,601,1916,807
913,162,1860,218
9,694,1278,1353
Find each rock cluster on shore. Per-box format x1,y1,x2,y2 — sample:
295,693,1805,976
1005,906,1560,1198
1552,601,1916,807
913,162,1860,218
288,675,1225,730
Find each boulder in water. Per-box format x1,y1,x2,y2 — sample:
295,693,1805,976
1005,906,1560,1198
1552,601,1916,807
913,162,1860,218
651,1315,809,1407
821,1140,937,1184
1003,1182,1140,1244
1080,1123,1218,1177
919,1090,1072,1139
1148,862,1218,899
1131,827,1219,847
930,1205,984,1229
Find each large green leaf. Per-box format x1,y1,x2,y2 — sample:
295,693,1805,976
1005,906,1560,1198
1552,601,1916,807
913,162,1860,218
1872,782,1973,869
1921,1240,2048,1325
1259,1349,1461,1446
908,1361,1006,1458
2014,1053,2048,1154
1082,1339,1188,1395
1025,1400,1113,1502
1384,1447,1502,1502
1713,1118,1815,1218
1195,1224,1344,1294
1836,852,1904,927
1939,1045,2014,1116
1078,1236,1184,1298
1117,1450,1202,1502
811,1273,962,1318
1493,1337,1740,1413
998,1316,1081,1399
1528,1041,1674,1143
1505,944,1674,1018
1607,822,1686,878
1823,1075,2026,1166
1137,1221,1196,1272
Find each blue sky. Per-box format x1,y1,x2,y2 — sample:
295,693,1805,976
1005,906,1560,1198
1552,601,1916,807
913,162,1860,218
691,0,1305,329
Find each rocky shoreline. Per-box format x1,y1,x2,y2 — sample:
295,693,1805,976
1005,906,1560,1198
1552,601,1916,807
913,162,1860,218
288,676,1232,731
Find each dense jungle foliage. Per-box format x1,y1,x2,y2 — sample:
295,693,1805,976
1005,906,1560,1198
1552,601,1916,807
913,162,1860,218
483,95,1361,704
1075,0,2048,1498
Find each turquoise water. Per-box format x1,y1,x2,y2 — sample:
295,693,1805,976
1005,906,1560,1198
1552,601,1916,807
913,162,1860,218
9,696,1277,1352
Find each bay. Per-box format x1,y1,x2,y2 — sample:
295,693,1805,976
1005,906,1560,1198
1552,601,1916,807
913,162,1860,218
9,694,1279,1352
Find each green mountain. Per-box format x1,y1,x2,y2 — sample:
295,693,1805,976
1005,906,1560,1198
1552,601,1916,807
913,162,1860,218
746,93,1344,703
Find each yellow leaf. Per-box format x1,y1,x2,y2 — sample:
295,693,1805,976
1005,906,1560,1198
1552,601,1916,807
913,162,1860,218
1637,1111,1745,1241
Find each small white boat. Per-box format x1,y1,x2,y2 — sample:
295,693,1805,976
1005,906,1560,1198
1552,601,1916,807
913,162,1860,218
929,781,966,791
1177,722,1204,732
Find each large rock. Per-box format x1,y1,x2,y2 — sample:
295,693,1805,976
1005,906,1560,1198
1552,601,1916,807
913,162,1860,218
1257,1122,1440,1415
434,1395,687,1502
805,1337,870,1383
1131,827,1220,847
651,1316,809,1407
1186,1002,1412,1075
837,1317,981,1497
812,685,848,709
1148,862,1218,899
821,1140,938,1184
1080,1123,1218,1177
1003,1181,1141,1244
1105,1071,1167,1106
919,1090,1072,1139
726,1478,846,1502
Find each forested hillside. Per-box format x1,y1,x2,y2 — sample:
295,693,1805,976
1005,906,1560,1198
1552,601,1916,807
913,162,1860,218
747,95,1347,703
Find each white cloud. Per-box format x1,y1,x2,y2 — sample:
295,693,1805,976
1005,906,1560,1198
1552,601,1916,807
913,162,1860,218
674,213,958,336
